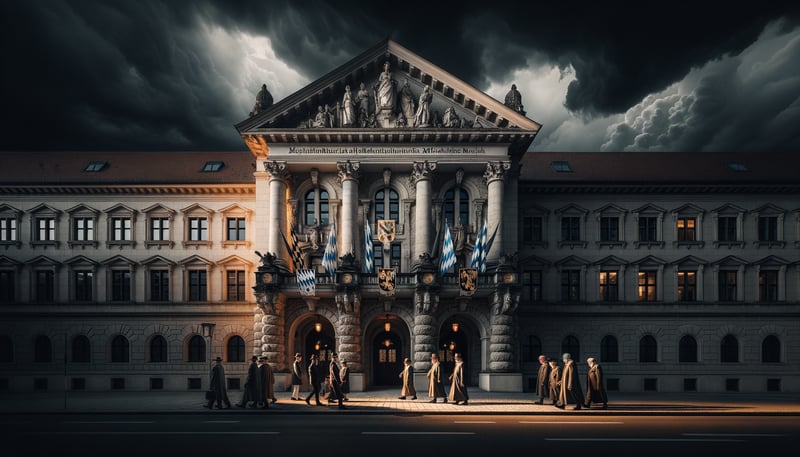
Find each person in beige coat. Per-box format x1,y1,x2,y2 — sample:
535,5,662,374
426,353,447,403
447,353,469,405
584,357,608,409
398,357,417,400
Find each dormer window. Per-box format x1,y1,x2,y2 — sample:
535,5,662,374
83,161,107,172
202,161,224,172
550,161,573,173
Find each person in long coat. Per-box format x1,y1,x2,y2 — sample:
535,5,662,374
205,357,231,409
290,353,303,401
534,354,551,405
236,355,259,407
548,357,561,407
426,353,447,403
448,353,469,405
557,353,584,410
328,353,345,409
304,354,324,406
398,357,417,400
584,357,609,409
256,356,270,409
340,360,350,401
264,357,276,404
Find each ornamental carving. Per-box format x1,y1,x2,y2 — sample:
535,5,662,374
336,161,361,183
483,161,510,183
409,160,437,184
265,161,290,181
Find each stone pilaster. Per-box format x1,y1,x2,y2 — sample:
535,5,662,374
413,312,438,372
337,161,360,256
336,311,362,372
259,296,287,371
488,312,515,372
483,161,510,265
265,161,290,258
410,160,437,260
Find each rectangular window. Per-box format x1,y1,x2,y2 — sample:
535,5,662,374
560,217,580,241
676,217,696,241
1,218,18,241
560,270,580,301
643,378,658,391
111,378,126,390
759,271,778,302
718,271,737,301
36,218,56,241
150,378,164,390
638,217,657,241
111,270,131,301
71,378,86,390
189,218,208,241
390,244,401,269
758,216,778,241
373,242,384,272
226,270,246,301
599,271,618,301
717,216,737,241
226,217,246,241
683,378,697,392
522,271,543,303
150,270,169,301
189,270,207,301
73,218,94,241
725,378,739,392
677,271,696,301
637,271,657,301
74,271,93,301
150,217,169,241
35,270,54,302
0,271,14,302
112,218,131,241
522,216,543,243
600,217,619,242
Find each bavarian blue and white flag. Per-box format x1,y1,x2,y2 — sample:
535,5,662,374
322,222,338,278
364,222,374,274
470,221,487,270
297,269,316,296
439,219,456,276
480,224,498,273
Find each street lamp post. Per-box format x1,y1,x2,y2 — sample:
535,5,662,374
201,322,215,386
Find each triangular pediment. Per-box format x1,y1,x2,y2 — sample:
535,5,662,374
673,255,708,266
593,255,629,267
632,255,667,266
555,255,591,267
713,255,748,266
236,39,540,152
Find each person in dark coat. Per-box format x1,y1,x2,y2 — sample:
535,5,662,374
584,357,609,409
204,357,231,409
557,352,584,410
398,357,417,400
534,354,551,404
426,353,447,403
548,357,561,407
340,360,350,401
304,354,324,406
263,357,277,404
256,356,269,409
447,353,469,405
236,355,259,408
291,353,303,400
328,353,346,409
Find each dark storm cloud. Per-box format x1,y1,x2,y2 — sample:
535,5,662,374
1,0,798,151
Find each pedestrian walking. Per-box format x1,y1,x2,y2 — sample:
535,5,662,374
534,354,551,404
340,360,350,401
584,357,608,409
328,353,346,409
426,353,447,403
548,357,561,407
263,356,277,405
398,357,417,400
447,353,469,405
204,357,231,409
305,354,324,406
256,356,270,409
291,353,303,400
236,355,259,408
557,352,584,410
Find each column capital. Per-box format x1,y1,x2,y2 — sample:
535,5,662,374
410,160,437,184
483,161,510,184
265,160,290,182
336,160,361,183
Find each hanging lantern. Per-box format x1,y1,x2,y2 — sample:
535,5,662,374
314,316,322,333
384,314,391,333
449,341,456,351
314,341,321,351
384,339,391,348
451,321,459,333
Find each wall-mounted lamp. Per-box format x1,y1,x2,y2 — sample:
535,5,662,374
384,314,391,333
314,316,322,333
451,321,459,333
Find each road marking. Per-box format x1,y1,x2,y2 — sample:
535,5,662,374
203,420,240,424
62,421,155,424
362,432,476,435
30,431,280,435
520,421,624,424
683,433,786,437
454,421,495,424
547,438,744,442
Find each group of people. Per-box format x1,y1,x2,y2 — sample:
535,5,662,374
302,352,349,410
204,355,276,410
535,353,608,410
397,352,469,405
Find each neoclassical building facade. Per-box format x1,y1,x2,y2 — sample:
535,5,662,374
0,40,798,394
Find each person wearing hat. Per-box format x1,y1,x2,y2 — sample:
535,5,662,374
339,360,350,401
557,353,584,410
398,357,417,400
204,356,231,409
236,355,259,408
584,357,608,409
258,356,276,409
328,353,346,409
447,353,469,405
305,354,324,406
548,357,561,407
534,354,551,405
290,353,304,401
426,353,447,403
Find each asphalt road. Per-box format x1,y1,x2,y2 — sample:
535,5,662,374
2,413,797,457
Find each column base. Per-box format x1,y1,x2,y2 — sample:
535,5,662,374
478,372,523,392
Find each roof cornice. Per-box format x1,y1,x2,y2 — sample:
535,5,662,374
0,184,255,196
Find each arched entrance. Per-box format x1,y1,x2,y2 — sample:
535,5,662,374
297,316,336,364
438,316,481,386
373,331,402,385
363,312,412,387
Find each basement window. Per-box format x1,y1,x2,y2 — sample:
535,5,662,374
201,161,224,172
550,161,573,173
83,161,108,172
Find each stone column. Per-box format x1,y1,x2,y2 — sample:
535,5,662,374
337,161,360,256
257,295,287,371
266,161,290,257
410,161,437,260
413,312,438,373
488,312,515,372
336,311,362,372
484,161,510,265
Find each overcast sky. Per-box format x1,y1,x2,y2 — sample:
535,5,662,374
2,1,799,152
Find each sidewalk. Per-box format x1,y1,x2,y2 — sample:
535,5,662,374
2,389,798,415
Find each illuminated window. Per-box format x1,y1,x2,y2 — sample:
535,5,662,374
0,218,17,241
637,271,657,301
599,271,618,301
111,218,132,241
676,217,696,241
36,218,56,241
73,218,94,241
150,217,170,241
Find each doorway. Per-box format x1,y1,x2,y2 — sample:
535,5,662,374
373,331,402,386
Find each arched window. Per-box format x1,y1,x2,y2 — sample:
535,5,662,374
149,335,168,363
304,189,329,226
227,335,246,362
72,335,91,363
762,335,781,363
600,335,618,362
374,188,400,224
678,335,698,363
34,335,52,363
188,335,206,362
639,335,658,362
720,334,738,363
444,188,469,227
0,335,13,363
561,335,580,362
111,335,129,363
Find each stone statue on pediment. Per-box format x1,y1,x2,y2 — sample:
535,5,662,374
504,83,525,115
443,106,459,128
396,112,407,128
356,82,370,117
399,79,416,123
414,85,432,127
342,85,356,127
312,106,327,128
250,84,273,116
374,61,397,112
